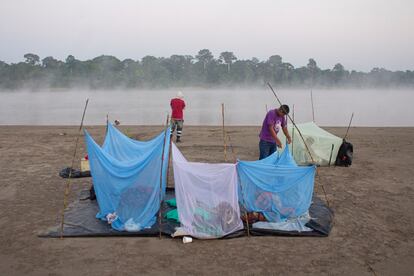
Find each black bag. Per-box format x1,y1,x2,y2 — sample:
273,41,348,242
59,167,91,178
335,139,353,167
59,167,81,178
89,185,96,200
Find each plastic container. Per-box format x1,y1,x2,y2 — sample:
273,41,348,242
81,158,90,172
182,236,193,244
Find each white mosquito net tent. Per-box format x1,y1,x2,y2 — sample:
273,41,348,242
278,121,343,166
171,143,244,239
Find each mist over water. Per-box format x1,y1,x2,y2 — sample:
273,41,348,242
1,89,413,127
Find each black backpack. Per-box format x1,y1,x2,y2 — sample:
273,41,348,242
335,139,353,167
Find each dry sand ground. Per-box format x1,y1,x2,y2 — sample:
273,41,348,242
0,125,413,275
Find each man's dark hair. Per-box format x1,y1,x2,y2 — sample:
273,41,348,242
280,104,290,115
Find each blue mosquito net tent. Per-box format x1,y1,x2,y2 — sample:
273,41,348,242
237,144,316,223
84,123,171,231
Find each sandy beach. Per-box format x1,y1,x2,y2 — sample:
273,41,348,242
0,125,413,275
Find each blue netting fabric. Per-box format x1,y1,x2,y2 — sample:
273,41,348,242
237,144,316,222
84,124,171,231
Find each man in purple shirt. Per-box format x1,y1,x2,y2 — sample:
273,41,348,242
259,104,292,159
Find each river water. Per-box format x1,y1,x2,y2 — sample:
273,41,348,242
1,88,413,126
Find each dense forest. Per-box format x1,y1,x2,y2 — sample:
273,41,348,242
0,49,413,90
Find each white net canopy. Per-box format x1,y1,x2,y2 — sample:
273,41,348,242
172,144,244,239
278,121,343,166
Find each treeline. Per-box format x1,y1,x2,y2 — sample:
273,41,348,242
0,49,413,90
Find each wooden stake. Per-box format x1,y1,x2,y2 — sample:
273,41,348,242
328,144,334,167
158,115,170,239
221,103,227,162
105,114,109,134
166,134,173,189
292,104,295,156
311,89,315,122
60,98,89,239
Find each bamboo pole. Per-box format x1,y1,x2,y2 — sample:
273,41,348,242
267,83,315,163
239,182,251,237
344,112,354,140
266,83,330,207
225,132,250,237
321,184,330,208
221,103,227,162
226,134,237,163
60,98,89,238
158,115,170,239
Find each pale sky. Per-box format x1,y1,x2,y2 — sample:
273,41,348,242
1,0,413,71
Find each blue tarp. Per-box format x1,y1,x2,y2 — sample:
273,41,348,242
84,124,171,231
237,144,316,222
